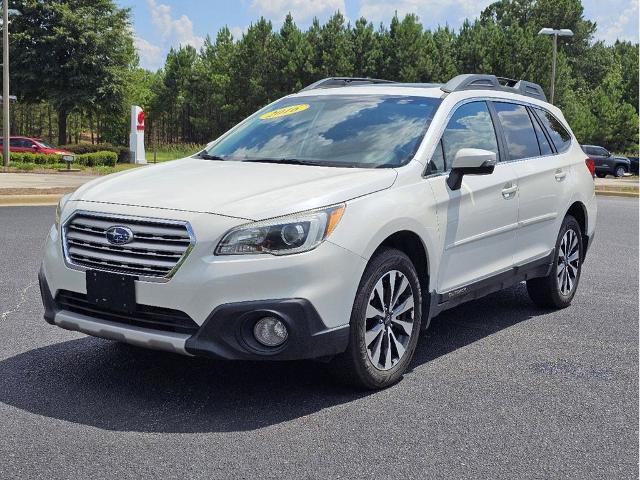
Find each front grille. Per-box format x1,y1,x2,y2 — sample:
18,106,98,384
63,211,194,279
56,290,199,334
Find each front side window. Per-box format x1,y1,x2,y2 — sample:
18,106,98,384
205,95,442,168
534,107,572,153
440,101,499,166
494,102,540,160
595,147,610,157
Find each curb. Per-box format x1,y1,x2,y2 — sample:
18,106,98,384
0,194,63,207
594,190,639,198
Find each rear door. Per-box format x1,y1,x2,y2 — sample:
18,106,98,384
426,100,519,293
496,102,571,264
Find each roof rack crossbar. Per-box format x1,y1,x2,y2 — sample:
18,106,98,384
300,77,396,92
440,74,547,101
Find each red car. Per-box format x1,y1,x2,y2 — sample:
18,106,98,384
0,136,71,155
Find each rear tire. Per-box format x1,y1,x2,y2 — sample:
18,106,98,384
527,215,583,309
595,172,606,178
330,248,422,390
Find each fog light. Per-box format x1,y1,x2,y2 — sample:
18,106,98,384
253,316,288,347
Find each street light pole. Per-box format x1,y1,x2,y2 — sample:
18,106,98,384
550,32,557,104
2,0,9,167
538,28,574,104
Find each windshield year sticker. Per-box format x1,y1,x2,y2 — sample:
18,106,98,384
260,104,310,120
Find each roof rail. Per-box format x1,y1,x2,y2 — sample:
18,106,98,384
441,74,547,101
300,77,396,92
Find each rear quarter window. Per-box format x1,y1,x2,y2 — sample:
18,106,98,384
534,108,572,153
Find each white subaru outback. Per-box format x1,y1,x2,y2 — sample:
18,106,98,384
40,74,597,389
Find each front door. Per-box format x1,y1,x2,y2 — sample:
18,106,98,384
426,100,519,293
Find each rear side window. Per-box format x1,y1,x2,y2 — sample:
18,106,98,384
534,108,572,153
494,102,540,160
530,109,553,156
441,101,499,166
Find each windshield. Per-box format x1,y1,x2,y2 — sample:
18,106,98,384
36,140,54,149
204,95,442,168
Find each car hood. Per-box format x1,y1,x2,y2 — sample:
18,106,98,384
612,155,630,163
72,158,398,220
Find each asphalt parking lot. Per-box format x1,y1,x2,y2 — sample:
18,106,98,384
0,196,637,479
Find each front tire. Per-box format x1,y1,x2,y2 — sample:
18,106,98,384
330,248,422,389
527,215,583,309
615,165,627,177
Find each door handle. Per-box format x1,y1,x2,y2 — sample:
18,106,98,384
555,169,567,181
501,183,518,199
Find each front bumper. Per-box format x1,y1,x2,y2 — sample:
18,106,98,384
39,268,349,360
41,203,366,360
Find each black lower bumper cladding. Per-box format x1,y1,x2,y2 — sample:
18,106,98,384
39,267,349,361
184,298,349,361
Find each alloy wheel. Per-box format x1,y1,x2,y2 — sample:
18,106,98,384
557,229,580,296
364,270,415,370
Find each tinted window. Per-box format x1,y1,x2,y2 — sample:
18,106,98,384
9,138,21,147
534,108,572,153
207,95,442,168
428,139,445,174
494,102,540,160
595,147,609,156
530,109,553,155
442,101,498,166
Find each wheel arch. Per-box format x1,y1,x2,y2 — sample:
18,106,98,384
372,230,430,293
566,201,587,236
565,201,590,260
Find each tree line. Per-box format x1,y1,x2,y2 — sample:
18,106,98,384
4,0,639,153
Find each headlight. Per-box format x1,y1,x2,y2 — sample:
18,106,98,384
216,204,345,256
55,193,72,228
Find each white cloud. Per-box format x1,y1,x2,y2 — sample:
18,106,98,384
358,0,493,28
134,36,164,71
147,0,204,49
229,25,248,40
250,0,347,24
586,0,639,43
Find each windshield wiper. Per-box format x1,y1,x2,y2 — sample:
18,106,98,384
197,152,226,160
242,158,326,166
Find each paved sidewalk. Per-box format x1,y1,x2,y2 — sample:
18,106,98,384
0,172,99,206
0,172,98,190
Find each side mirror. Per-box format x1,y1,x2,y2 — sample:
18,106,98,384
447,148,497,191
32,145,40,150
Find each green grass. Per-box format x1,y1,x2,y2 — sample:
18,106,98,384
3,144,205,175
148,143,203,162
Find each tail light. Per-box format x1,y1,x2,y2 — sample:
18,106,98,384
585,158,595,179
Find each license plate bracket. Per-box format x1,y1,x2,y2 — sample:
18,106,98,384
86,270,137,313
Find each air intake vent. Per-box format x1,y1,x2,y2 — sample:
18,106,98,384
62,211,195,280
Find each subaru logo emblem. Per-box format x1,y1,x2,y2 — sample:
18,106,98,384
105,226,134,245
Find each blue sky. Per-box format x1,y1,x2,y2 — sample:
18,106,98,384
118,0,640,70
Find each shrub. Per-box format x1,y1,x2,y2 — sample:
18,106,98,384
60,143,130,163
74,151,117,167
8,152,61,165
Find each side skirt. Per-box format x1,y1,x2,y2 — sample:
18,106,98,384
423,251,554,328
